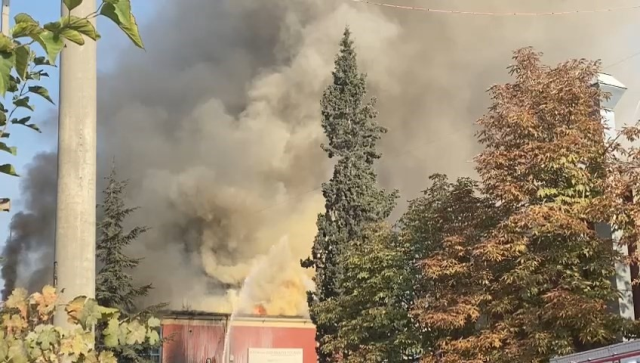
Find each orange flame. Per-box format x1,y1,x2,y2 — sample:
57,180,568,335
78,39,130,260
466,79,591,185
253,304,267,316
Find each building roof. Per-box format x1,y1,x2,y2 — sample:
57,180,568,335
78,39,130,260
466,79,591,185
550,340,640,363
596,73,627,90
159,309,311,322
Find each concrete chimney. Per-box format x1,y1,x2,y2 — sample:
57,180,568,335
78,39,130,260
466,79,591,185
593,73,634,321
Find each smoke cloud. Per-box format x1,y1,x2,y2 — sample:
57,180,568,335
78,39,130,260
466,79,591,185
3,0,640,315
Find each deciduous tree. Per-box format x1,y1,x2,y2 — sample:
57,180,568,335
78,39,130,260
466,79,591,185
416,48,640,363
402,174,499,362
320,222,424,362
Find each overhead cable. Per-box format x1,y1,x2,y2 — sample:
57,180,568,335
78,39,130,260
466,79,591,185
347,0,640,16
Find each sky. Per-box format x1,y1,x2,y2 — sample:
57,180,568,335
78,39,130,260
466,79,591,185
0,1,158,245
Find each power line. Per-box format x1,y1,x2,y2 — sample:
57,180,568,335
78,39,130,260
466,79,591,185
347,0,640,16
604,50,640,70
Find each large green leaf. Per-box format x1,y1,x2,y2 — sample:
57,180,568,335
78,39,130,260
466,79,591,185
32,31,65,64
12,22,41,39
101,0,132,26
0,51,15,97
60,28,84,46
100,0,144,49
0,164,18,176
63,0,84,11
0,142,16,155
14,13,38,25
64,16,100,41
14,45,30,80
29,86,54,104
13,14,41,39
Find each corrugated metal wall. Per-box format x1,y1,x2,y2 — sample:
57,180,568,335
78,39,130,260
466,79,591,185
162,318,227,363
161,315,316,363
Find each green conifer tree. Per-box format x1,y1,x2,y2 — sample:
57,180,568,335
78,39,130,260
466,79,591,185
96,165,162,363
97,166,151,312
302,27,398,362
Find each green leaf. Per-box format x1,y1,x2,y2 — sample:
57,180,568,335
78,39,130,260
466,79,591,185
103,317,120,348
7,340,27,363
0,142,16,155
63,0,84,11
125,320,146,345
1,133,9,138
13,97,34,111
14,45,30,80
60,28,84,46
33,31,65,64
7,75,18,93
12,23,42,39
33,56,52,67
0,164,18,176
64,16,100,41
14,13,38,25
147,316,161,327
147,329,160,345
0,51,15,97
11,116,40,132
29,86,54,104
97,305,119,316
0,34,13,52
101,0,131,26
43,21,62,33
100,0,144,49
36,325,59,350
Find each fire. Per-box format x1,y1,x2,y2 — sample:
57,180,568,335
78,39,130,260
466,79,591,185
253,304,267,316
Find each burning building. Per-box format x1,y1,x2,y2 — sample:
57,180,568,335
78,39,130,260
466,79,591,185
158,310,316,363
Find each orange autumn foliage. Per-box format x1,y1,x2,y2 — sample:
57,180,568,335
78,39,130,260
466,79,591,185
411,48,640,363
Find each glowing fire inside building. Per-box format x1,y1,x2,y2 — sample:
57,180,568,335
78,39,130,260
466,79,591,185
155,310,316,363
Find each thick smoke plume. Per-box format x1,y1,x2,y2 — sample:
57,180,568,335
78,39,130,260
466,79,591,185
3,0,640,315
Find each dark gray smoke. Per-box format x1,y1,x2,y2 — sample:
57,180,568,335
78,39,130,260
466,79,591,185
3,0,640,314
1,152,56,299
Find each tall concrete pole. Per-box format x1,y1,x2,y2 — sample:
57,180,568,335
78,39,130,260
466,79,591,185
1,0,9,36
53,0,97,328
593,74,634,322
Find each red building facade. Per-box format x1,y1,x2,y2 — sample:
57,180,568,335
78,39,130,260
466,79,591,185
160,312,316,363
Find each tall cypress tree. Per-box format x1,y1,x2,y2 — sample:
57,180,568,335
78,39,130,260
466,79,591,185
96,165,162,363
302,27,398,362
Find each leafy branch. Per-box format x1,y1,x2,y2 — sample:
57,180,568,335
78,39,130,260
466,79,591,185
1,286,160,363
0,0,144,199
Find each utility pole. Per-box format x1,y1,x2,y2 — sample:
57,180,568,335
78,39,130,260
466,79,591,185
53,0,97,328
0,0,9,213
1,0,9,36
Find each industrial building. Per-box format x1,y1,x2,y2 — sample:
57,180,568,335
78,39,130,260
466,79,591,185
549,340,640,363
157,311,316,363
